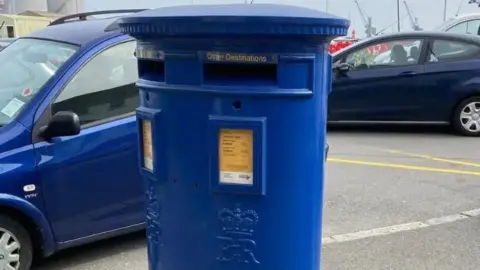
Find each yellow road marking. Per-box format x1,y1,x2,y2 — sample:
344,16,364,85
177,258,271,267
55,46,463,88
327,158,480,176
385,149,480,169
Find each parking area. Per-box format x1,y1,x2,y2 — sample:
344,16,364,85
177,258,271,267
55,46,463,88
34,126,480,270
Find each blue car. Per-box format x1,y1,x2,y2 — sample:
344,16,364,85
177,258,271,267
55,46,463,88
330,31,480,136
0,10,147,269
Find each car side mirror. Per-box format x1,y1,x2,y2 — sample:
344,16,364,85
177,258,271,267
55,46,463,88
336,62,352,73
38,111,81,141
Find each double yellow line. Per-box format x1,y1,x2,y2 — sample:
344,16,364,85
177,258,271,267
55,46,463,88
327,149,480,176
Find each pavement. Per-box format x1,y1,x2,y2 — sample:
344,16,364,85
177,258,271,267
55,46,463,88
34,125,480,270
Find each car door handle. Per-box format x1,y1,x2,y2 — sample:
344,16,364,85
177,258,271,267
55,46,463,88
398,71,418,77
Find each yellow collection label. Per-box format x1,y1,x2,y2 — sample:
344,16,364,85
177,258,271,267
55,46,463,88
219,129,254,185
142,120,154,171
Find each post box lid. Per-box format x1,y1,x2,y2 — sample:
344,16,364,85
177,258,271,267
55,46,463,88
117,4,350,38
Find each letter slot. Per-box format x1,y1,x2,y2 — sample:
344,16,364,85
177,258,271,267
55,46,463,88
203,62,277,86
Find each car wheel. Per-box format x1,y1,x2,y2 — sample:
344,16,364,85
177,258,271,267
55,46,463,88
0,214,33,270
452,97,480,136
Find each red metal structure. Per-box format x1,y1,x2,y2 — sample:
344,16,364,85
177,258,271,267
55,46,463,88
329,37,359,53
328,29,361,54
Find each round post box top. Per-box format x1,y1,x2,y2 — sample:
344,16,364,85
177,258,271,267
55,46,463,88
117,4,350,38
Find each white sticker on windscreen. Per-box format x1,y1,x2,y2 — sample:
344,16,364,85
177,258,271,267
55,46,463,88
1,98,25,118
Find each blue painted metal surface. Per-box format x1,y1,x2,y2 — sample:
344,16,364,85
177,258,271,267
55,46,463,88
119,4,349,270
0,17,145,258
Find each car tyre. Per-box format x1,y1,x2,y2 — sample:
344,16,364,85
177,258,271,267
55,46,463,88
452,96,480,136
0,214,33,270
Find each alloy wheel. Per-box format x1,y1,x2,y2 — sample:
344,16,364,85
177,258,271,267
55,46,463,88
460,101,480,133
0,228,21,270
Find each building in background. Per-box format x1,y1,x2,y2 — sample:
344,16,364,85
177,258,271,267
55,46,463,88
9,0,47,13
0,0,84,15
48,0,84,14
0,13,53,37
0,0,83,38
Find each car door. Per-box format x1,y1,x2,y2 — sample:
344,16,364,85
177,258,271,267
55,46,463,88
33,39,145,242
329,37,427,122
421,38,480,121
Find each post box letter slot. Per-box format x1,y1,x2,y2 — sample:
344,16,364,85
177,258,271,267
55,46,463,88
139,60,165,82
203,62,277,85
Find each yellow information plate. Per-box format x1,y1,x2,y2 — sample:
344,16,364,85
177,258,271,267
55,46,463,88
219,129,253,185
142,120,154,171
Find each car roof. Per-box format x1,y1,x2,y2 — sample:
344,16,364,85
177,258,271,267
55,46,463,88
376,31,480,41
447,13,480,22
360,31,480,46
434,13,480,31
27,18,121,46
26,10,146,46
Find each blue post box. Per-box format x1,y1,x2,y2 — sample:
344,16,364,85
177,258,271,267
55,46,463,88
118,4,349,270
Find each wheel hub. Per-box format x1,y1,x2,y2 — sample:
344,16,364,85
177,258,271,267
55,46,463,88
0,229,20,270
460,102,480,132
0,252,6,269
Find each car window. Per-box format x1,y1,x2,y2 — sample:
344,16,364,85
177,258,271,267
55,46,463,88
52,41,139,127
427,39,480,63
446,21,468,34
467,20,480,35
0,38,78,126
0,40,12,50
345,39,423,70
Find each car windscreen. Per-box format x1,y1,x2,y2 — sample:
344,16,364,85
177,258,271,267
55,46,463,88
0,39,13,51
0,41,12,48
0,38,78,126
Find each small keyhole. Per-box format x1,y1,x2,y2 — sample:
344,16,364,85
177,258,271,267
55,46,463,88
145,92,150,101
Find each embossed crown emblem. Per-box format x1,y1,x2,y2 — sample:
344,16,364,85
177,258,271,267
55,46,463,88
217,208,259,235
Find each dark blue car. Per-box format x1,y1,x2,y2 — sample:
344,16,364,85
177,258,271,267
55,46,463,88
330,31,480,136
0,10,146,269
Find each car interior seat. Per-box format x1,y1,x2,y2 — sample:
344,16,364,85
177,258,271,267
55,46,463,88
391,44,408,65
409,46,420,61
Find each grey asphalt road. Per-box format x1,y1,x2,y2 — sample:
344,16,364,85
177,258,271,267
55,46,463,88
34,125,480,270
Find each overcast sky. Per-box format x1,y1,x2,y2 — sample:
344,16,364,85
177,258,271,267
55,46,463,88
86,0,480,37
